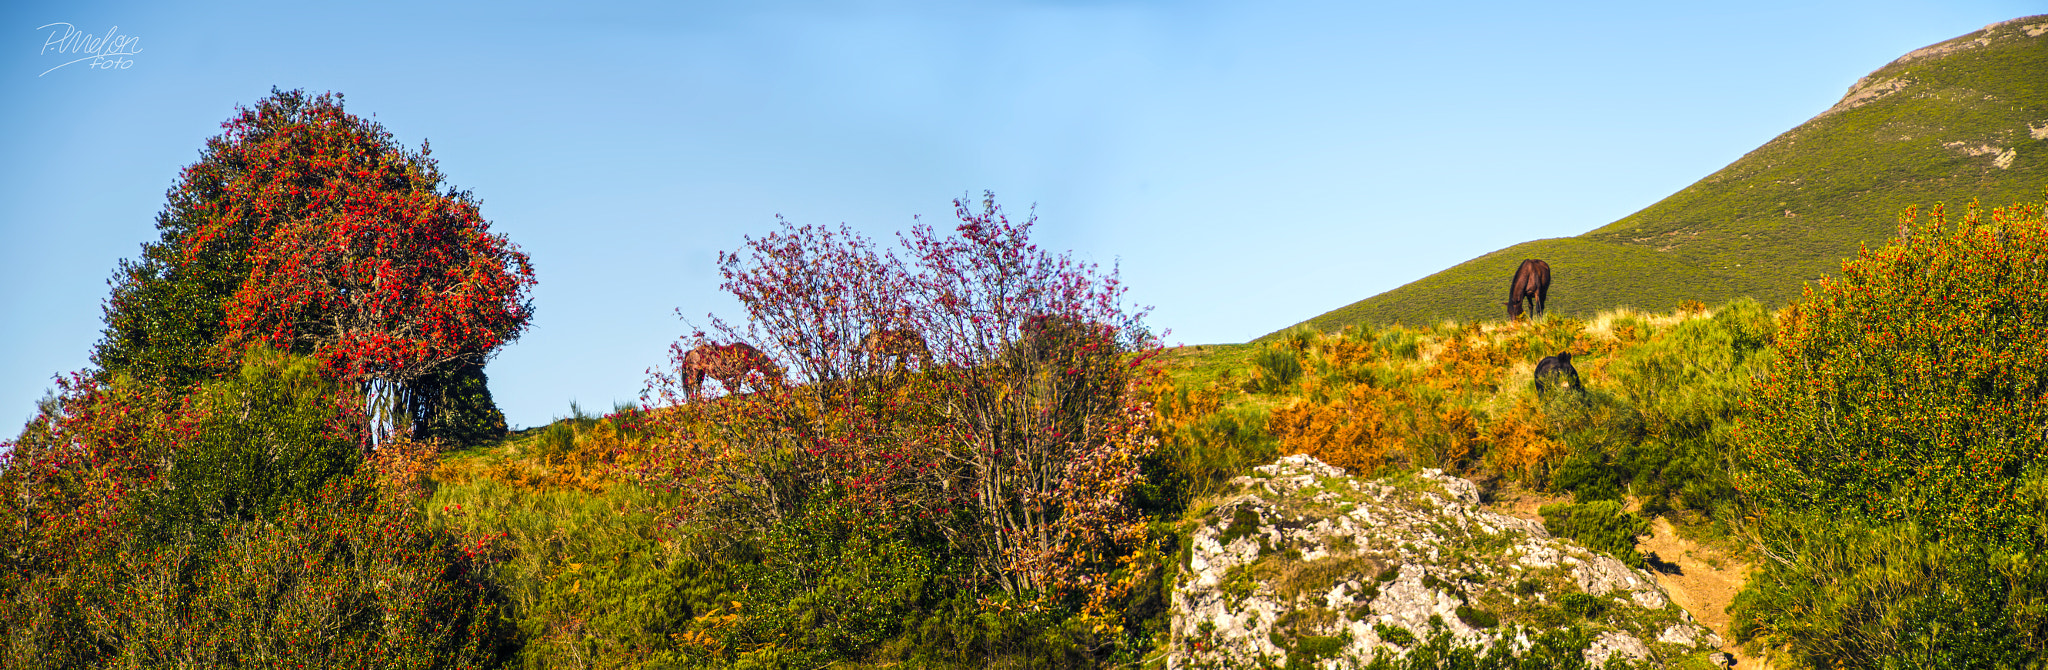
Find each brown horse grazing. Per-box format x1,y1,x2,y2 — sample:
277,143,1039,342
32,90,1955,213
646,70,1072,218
1534,351,1582,398
1505,259,1552,320
679,342,784,401
860,328,929,373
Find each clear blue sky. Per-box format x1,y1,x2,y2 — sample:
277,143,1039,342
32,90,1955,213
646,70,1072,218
3,1,2039,431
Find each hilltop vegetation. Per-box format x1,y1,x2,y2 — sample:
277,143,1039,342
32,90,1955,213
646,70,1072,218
12,35,2048,669
411,194,2048,668
414,295,1779,668
1291,16,2048,334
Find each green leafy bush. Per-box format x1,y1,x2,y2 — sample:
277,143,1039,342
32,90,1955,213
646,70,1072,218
1732,501,2048,669
1247,341,1305,393
1455,605,1500,629
718,488,950,665
0,350,515,669
139,347,365,543
1603,299,1772,516
1538,388,1642,501
410,361,510,448
1741,199,2048,540
1558,593,1607,621
1734,197,2048,668
1539,500,1651,568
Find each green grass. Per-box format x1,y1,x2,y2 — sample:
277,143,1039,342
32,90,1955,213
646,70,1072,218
426,478,706,670
1159,343,1259,389
1274,16,2048,338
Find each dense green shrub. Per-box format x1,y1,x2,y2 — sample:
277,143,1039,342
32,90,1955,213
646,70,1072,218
1602,299,1772,516
410,361,511,449
0,350,515,669
1539,500,1651,568
1247,341,1305,393
103,480,516,669
1518,299,1775,518
1245,325,1317,393
1538,388,1642,500
717,488,951,665
139,347,365,544
1732,498,2048,669
1734,197,2048,668
1558,593,1607,621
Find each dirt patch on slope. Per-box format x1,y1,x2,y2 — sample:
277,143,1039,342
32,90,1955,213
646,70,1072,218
1638,518,1771,669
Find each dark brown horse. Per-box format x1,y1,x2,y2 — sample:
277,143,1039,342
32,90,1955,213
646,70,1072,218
680,342,784,401
1534,351,1582,398
860,328,929,373
1505,259,1551,320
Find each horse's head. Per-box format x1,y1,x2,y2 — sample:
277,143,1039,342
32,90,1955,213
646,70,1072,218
1505,300,1524,319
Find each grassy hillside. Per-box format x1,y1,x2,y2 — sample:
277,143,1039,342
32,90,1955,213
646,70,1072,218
1279,15,2048,336
1297,237,1742,331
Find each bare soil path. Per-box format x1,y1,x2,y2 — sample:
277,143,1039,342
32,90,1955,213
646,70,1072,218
1637,518,1770,669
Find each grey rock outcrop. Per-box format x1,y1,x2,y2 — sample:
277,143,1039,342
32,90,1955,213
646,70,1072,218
1169,455,1722,669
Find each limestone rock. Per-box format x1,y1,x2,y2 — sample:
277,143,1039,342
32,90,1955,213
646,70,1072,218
1169,455,1722,669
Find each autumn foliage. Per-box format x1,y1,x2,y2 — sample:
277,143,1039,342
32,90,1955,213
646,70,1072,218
95,88,533,442
0,90,528,667
630,194,1164,664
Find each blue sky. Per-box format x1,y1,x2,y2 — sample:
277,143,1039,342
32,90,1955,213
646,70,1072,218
3,1,2039,431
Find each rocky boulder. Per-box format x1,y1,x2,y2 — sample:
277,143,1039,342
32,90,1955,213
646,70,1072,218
1170,455,1724,669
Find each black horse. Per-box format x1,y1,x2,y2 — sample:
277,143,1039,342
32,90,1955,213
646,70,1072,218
1534,351,1582,398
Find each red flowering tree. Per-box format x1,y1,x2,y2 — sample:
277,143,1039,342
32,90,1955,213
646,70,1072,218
644,220,931,531
646,193,1161,606
900,195,1162,596
95,88,533,443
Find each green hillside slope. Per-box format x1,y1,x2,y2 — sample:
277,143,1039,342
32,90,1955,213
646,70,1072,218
1280,15,2048,336
1298,238,1742,331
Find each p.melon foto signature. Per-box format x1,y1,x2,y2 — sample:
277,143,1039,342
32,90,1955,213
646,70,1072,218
37,23,142,76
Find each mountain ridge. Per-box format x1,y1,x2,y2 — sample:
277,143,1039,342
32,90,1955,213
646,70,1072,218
1273,15,2048,338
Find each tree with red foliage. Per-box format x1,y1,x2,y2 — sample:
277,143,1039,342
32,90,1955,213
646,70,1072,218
647,193,1161,605
94,88,533,443
644,220,928,532
900,194,1161,596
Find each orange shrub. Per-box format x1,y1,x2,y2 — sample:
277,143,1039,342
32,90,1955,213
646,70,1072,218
1485,397,1564,483
1269,384,1403,474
